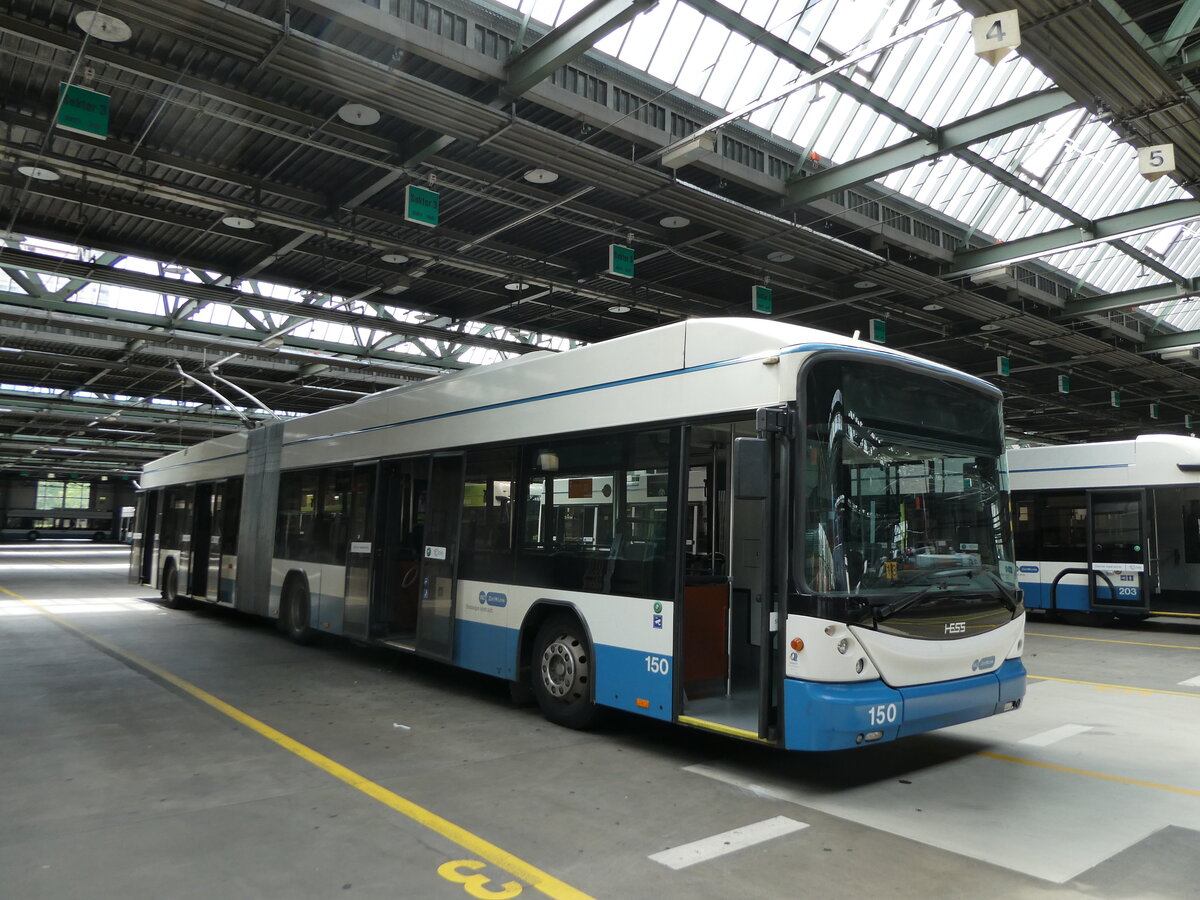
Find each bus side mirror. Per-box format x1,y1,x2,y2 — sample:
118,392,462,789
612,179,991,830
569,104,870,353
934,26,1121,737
733,437,769,500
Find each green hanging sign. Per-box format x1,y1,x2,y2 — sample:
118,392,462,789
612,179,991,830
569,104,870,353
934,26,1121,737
404,184,440,227
57,83,109,139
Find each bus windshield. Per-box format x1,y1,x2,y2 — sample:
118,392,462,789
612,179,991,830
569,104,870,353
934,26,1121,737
800,358,1018,628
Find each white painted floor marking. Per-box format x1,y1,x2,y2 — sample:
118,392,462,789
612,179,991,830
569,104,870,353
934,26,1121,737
1019,723,1093,747
648,816,808,870
1178,675,1200,687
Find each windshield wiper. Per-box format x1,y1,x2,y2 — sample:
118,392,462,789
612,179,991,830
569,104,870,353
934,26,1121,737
978,569,1018,612
872,584,946,623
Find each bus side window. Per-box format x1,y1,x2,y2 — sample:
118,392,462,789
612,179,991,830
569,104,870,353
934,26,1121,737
1185,499,1200,564
1013,493,1038,560
460,447,517,582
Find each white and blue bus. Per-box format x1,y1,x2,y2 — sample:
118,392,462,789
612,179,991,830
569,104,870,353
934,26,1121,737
130,318,1025,751
1009,434,1200,623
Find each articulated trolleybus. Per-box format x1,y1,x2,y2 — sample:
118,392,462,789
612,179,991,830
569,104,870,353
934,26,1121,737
1009,434,1200,622
131,318,1025,751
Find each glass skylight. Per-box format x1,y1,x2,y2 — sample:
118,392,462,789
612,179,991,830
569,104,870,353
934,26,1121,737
490,0,1200,333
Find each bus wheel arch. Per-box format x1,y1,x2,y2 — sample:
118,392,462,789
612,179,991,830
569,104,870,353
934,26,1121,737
280,572,318,645
527,607,599,730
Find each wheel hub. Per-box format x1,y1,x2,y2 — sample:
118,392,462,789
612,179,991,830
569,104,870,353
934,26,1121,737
540,634,587,699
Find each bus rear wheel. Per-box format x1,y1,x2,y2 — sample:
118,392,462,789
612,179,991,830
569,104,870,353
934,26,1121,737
281,580,318,645
531,614,598,730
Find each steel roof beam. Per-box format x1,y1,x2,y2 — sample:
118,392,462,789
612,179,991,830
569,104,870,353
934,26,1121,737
786,89,1076,204
0,306,439,383
0,246,541,357
1065,279,1200,317
503,0,657,99
0,289,451,374
1144,330,1200,352
1164,0,1200,60
947,199,1200,275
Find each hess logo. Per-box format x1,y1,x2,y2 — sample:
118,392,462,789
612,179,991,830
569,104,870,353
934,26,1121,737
944,621,966,635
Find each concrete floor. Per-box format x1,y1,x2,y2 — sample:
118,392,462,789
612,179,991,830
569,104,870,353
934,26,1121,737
3,543,1199,899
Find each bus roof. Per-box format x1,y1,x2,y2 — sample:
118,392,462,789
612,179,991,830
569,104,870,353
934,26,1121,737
143,317,993,485
1008,434,1200,489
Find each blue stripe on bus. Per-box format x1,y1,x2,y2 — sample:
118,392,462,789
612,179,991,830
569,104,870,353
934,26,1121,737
782,659,1025,751
1019,577,1090,611
1007,463,1130,474
593,644,673,721
1018,578,1139,612
454,618,518,679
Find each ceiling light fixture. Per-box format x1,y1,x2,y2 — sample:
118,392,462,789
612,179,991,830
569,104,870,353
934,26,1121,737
922,303,943,311
504,281,531,291
767,251,795,263
853,279,874,288
17,164,60,181
659,215,690,229
75,11,132,42
221,215,256,230
608,304,631,314
980,323,1002,331
1029,339,1047,346
380,253,410,264
337,103,380,126
523,168,559,184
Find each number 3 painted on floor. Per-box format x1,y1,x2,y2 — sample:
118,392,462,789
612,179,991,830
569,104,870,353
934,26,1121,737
437,860,523,898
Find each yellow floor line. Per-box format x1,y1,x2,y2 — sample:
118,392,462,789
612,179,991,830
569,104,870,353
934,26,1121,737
1026,631,1200,651
1029,674,1200,699
979,752,1200,797
1,585,594,900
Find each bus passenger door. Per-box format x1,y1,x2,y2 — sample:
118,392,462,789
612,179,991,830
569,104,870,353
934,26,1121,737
189,483,213,598
342,464,376,641
1089,490,1150,614
206,482,225,601
129,491,157,586
679,418,780,743
416,454,464,661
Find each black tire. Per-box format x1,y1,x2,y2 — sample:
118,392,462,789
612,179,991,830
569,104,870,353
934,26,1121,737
92,531,106,542
281,579,318,645
530,614,598,730
161,561,190,609
26,530,38,541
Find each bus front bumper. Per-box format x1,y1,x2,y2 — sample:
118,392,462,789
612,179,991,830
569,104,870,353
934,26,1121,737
782,658,1026,752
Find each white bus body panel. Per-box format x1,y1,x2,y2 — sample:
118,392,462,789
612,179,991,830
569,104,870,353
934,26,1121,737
1008,434,1200,490
850,614,1025,687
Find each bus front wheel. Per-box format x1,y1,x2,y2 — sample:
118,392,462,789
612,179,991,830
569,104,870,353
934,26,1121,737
531,614,598,730
281,580,318,645
161,561,190,610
